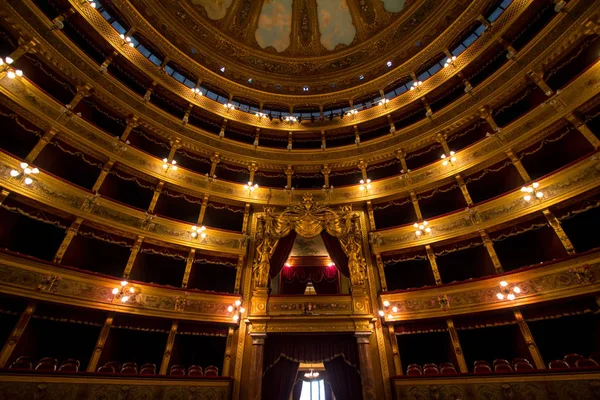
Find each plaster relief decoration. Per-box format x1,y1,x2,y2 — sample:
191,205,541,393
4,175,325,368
381,0,406,13
317,0,356,51
255,0,293,52
190,0,234,20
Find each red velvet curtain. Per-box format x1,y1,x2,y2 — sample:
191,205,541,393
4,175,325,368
262,357,300,400
280,266,339,295
270,231,297,278
292,380,303,400
324,356,363,400
321,232,350,278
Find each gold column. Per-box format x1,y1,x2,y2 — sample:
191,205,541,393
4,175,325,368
386,325,402,375
254,128,260,147
159,321,178,375
0,189,10,205
497,37,517,59
358,159,368,181
527,71,554,96
425,245,443,285
98,50,118,72
409,191,423,220
219,119,228,138
122,236,144,278
147,181,164,213
120,115,139,142
506,149,531,182
222,326,235,376
234,254,245,293
422,97,433,119
436,133,451,154
66,84,93,111
356,333,377,400
354,125,360,145
248,333,267,400
197,195,209,225
457,71,473,94
241,203,251,233
86,314,113,372
5,38,37,65
142,82,157,102
446,319,468,373
321,130,326,150
285,165,294,189
480,106,501,132
248,162,258,184
25,128,57,163
375,253,388,292
53,217,83,263
514,310,546,369
479,230,504,273
0,301,36,368
321,164,331,188
395,149,409,173
387,114,396,134
455,174,473,206
366,201,376,230
181,249,196,289
91,159,115,193
209,152,220,177
565,113,600,149
182,103,193,125
542,209,576,255
287,132,293,151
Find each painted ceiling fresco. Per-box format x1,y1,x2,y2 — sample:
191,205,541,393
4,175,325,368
381,0,406,13
255,0,294,52
290,235,329,257
316,0,356,51
190,0,233,20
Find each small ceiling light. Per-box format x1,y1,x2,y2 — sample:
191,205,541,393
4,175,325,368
346,109,358,117
441,151,456,166
521,182,543,201
112,281,135,303
410,81,423,90
497,281,520,301
220,67,225,73
383,300,390,307
6,69,22,79
303,86,309,92
392,306,398,313
255,112,266,119
244,181,259,194
11,162,39,184
378,98,390,107
87,0,97,7
284,115,297,123
378,310,385,317
5,56,14,64
304,369,320,379
223,103,235,111
387,61,392,67
413,221,431,236
248,78,253,83
359,75,364,80
191,225,206,239
191,87,202,96
359,179,371,192
444,56,457,68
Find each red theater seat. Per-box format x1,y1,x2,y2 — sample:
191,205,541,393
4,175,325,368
474,360,490,367
9,361,33,370
575,358,599,368
493,359,510,367
440,366,457,375
35,358,58,372
564,353,583,368
549,360,570,369
97,365,115,373
140,363,156,375
121,362,138,374
512,358,530,366
514,362,534,372
103,361,121,372
423,366,439,376
590,352,600,364
188,365,204,377
494,364,513,373
58,363,79,373
406,368,422,376
204,365,219,377
170,365,186,376
474,364,492,374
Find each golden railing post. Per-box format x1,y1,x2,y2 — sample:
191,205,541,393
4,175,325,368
222,326,235,376
387,114,396,134
209,152,220,177
5,38,37,65
480,106,501,133
66,83,93,112
147,181,164,214
375,253,388,292
25,128,57,163
53,217,83,263
386,325,402,375
409,191,423,220
425,245,443,285
0,189,11,206
527,71,554,96
436,133,450,154
86,314,113,372
565,113,600,149
506,149,531,182
366,201,376,230
0,301,36,368
234,254,245,294
446,319,468,373
159,321,178,375
321,164,331,188
197,195,209,225
354,125,361,145
142,81,157,103
358,159,368,181
514,310,546,369
479,230,504,273
542,209,576,255
98,50,118,72
122,236,144,278
455,174,474,206
285,165,294,189
321,129,326,150
181,249,196,288
254,128,260,148
120,115,139,142
248,162,258,184
91,159,115,193
497,37,517,60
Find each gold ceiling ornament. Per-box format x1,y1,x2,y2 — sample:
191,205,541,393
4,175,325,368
253,194,367,288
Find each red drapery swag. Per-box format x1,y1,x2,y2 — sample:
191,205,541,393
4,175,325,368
280,266,340,295
269,231,298,279
320,232,350,278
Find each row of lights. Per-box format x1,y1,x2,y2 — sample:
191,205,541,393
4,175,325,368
10,163,39,185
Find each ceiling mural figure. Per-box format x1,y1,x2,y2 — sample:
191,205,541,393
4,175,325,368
380,0,406,13
317,0,357,51
190,0,233,20
255,0,294,52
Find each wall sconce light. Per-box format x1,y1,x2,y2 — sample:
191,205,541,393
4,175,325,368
228,299,245,322
284,115,297,123
255,112,266,119
10,162,39,185
521,182,543,201
496,281,520,301
86,0,97,8
244,181,258,195
410,81,423,91
2,56,23,78
191,225,206,239
378,99,390,107
379,299,398,319
413,221,431,236
441,151,456,166
119,34,134,47
162,158,178,171
191,87,202,97
444,56,457,68
112,281,135,303
223,103,235,112
346,109,358,118
359,179,372,192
